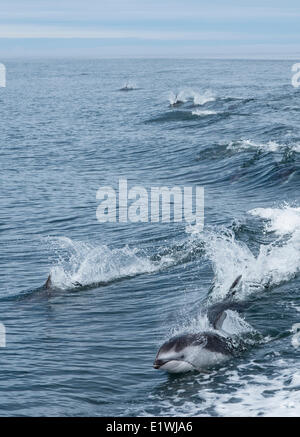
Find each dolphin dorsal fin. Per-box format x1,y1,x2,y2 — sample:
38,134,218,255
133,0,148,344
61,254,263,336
45,274,52,289
208,275,243,330
227,275,242,298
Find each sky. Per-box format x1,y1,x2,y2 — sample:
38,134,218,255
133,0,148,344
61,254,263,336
0,0,300,58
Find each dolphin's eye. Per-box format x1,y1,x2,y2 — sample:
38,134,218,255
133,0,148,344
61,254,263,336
180,354,184,359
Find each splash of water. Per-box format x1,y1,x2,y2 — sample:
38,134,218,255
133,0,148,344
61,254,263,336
250,204,300,235
192,89,215,106
168,89,215,106
120,80,137,90
186,204,300,303
44,236,205,290
45,237,173,290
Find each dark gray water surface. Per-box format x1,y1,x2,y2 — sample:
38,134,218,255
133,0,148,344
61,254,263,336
0,59,300,416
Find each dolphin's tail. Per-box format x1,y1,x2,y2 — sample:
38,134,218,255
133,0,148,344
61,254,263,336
45,274,52,289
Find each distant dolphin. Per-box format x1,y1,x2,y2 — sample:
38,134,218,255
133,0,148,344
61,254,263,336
170,94,184,107
120,83,134,91
153,275,244,373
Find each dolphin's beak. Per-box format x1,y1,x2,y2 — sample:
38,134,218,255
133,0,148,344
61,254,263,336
153,359,167,369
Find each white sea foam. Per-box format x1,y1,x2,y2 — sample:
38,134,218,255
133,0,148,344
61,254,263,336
227,139,300,153
205,361,300,417
228,139,281,152
192,110,217,116
249,205,300,236
144,358,300,417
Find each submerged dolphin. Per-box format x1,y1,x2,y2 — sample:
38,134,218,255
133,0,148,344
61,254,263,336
153,275,244,373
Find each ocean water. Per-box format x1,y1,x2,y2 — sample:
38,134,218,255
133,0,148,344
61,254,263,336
0,59,300,416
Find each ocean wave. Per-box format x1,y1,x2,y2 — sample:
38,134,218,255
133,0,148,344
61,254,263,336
146,110,196,123
146,109,226,125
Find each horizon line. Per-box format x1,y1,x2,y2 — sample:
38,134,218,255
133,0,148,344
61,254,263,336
0,55,299,60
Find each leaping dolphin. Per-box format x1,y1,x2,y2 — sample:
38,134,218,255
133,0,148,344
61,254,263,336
153,275,244,373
